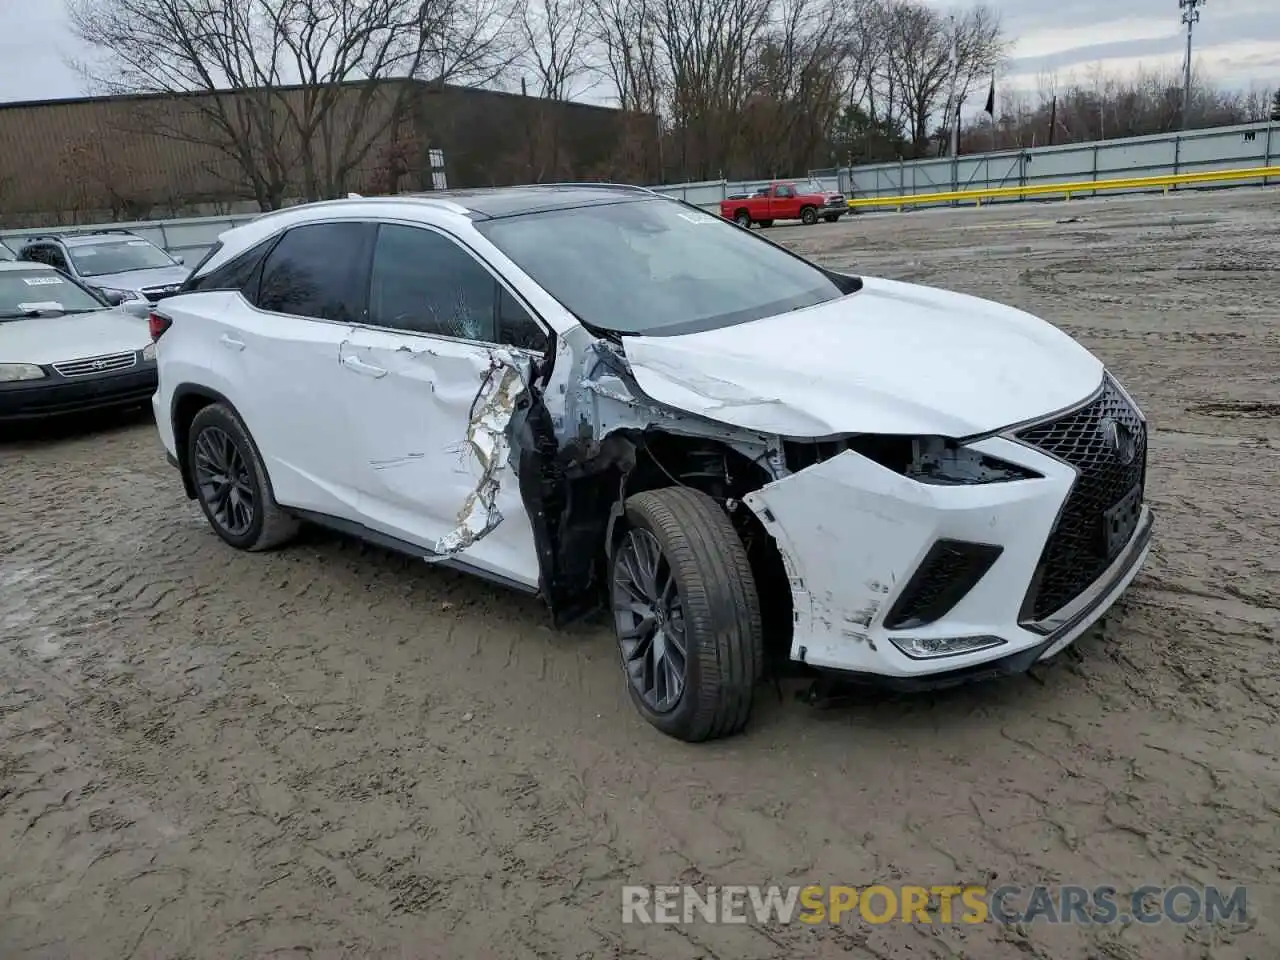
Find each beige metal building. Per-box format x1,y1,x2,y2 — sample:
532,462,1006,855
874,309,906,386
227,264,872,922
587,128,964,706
0,80,659,227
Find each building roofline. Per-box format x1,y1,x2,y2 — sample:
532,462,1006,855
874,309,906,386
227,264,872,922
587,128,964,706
0,79,636,117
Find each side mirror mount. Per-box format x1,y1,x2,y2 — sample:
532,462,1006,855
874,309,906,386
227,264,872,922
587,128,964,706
173,255,185,265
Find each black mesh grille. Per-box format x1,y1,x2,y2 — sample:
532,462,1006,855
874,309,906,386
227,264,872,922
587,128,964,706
883,540,1003,630
1016,375,1147,621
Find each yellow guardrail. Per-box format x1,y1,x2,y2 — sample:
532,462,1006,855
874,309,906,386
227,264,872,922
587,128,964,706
847,164,1280,211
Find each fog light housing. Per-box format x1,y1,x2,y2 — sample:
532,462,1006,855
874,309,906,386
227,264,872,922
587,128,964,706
142,343,157,361
889,634,1006,660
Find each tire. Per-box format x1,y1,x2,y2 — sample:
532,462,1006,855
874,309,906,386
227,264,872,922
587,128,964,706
610,487,764,742
733,210,751,227
823,214,840,223
759,219,774,228
800,206,818,225
186,402,299,552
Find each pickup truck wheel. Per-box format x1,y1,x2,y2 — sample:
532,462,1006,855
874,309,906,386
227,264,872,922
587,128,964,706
800,205,819,225
610,487,764,743
733,210,751,227
823,214,840,223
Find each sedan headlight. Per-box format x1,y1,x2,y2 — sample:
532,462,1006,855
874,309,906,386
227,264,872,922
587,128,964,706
0,363,46,382
142,343,157,361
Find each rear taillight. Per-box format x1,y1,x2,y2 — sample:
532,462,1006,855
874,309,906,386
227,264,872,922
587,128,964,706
148,312,172,341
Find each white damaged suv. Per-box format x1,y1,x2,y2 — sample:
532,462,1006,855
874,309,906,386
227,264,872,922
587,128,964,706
149,185,1152,742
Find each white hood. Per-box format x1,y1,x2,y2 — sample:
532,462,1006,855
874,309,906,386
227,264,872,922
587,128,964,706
620,276,1103,438
1,308,150,366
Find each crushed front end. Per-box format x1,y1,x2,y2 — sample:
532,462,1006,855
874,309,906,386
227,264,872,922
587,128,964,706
742,374,1153,688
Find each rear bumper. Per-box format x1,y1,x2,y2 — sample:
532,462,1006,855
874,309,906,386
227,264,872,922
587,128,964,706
0,365,157,422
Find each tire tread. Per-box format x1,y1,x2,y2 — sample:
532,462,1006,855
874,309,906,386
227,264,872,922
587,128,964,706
624,487,764,741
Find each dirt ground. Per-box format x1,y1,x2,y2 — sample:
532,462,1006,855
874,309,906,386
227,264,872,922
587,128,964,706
2,187,1278,960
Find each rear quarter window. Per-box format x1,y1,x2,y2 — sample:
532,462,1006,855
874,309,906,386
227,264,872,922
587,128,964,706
182,237,279,299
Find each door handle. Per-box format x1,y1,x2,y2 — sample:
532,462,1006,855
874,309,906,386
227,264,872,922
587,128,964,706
341,354,387,378
219,333,245,351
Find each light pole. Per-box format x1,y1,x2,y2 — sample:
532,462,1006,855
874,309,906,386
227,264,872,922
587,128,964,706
1179,0,1205,130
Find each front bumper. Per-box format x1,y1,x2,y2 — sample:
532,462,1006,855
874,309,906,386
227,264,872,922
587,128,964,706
742,433,1152,685
819,202,847,217
0,364,157,422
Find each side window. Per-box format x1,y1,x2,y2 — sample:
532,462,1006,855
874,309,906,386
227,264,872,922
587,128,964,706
256,222,372,322
497,287,549,352
184,237,276,298
775,185,794,198
46,246,70,270
21,245,51,265
369,224,549,351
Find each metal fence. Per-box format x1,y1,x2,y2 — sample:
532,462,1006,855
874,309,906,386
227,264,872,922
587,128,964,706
0,175,843,262
838,120,1279,204
4,121,1276,260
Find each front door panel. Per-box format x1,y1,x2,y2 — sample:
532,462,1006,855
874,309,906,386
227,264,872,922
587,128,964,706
339,326,541,588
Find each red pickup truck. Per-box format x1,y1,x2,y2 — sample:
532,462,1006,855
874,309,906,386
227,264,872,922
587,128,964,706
719,180,847,228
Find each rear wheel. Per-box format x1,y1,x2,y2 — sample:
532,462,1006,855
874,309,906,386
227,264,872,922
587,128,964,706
187,403,299,552
800,206,818,225
610,487,764,742
734,210,751,227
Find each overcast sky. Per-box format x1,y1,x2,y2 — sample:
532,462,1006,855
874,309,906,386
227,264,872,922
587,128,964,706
1,0,1277,105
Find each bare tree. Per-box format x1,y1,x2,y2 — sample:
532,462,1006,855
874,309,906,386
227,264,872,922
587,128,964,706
517,0,593,99
740,0,846,174
67,0,521,209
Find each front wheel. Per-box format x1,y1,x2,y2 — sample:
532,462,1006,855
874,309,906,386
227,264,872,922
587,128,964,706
610,487,764,742
187,403,299,552
800,206,818,225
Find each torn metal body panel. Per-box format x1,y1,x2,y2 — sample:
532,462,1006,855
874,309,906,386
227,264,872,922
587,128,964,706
337,327,542,587
430,357,528,556
507,325,781,626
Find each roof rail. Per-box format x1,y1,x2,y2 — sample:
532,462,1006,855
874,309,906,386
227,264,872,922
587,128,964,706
521,182,658,194
24,227,136,242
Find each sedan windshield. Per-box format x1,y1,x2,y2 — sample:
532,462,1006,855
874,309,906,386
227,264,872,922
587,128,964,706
0,270,106,318
473,198,847,336
69,239,175,277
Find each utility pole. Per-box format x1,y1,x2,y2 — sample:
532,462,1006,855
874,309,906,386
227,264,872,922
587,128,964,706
1179,0,1205,130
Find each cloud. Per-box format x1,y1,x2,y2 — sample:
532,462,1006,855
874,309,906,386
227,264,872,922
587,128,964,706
0,1,91,101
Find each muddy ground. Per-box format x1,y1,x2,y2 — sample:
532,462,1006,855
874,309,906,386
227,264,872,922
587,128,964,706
2,187,1278,960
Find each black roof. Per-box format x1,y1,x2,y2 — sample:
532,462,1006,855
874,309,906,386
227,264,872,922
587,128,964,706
425,184,660,219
